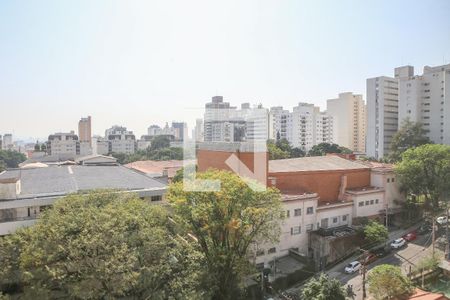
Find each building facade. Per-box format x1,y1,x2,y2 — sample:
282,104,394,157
47,131,79,156
78,116,92,146
398,64,450,145
327,92,366,153
1,134,13,150
105,125,136,154
366,76,399,159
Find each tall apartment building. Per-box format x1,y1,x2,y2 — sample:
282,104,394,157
1,134,13,150
366,75,399,159
47,131,79,156
193,118,204,142
269,106,289,141
171,122,188,141
327,92,366,153
78,116,92,146
203,96,268,142
269,105,333,151
105,126,136,154
397,64,450,145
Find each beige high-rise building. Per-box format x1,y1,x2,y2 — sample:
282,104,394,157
78,116,92,146
327,92,366,153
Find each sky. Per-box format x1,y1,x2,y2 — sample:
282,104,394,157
1,0,450,141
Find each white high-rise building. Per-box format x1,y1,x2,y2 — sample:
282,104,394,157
269,106,290,141
1,134,13,150
194,118,204,142
366,75,400,159
203,96,268,143
269,104,333,151
327,92,366,153
398,64,450,145
105,126,136,154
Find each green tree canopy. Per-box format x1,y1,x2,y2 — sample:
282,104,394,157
300,273,346,300
267,140,290,160
150,135,171,150
168,170,283,300
308,143,352,156
368,265,413,300
364,220,388,245
396,144,450,215
0,150,26,169
389,118,431,162
0,191,205,299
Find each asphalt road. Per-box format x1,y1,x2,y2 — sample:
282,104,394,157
331,231,436,299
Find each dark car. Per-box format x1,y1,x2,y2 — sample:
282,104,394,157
372,245,392,257
417,224,431,234
360,253,377,265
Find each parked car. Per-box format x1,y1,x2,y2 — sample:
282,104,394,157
344,261,361,274
417,224,432,234
360,253,377,265
372,246,391,257
436,216,448,225
402,231,417,242
390,238,406,249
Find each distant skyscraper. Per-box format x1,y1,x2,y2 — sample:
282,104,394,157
194,118,204,142
327,92,366,153
171,122,187,141
78,116,92,146
2,134,13,150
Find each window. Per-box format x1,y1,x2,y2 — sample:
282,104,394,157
365,200,370,206
342,215,348,222
151,195,162,202
391,178,395,182
294,208,301,216
256,249,265,256
291,226,301,235
306,224,314,232
359,201,364,207
370,200,374,205
307,207,314,214
387,178,390,183
286,210,290,218
333,217,338,223
375,199,379,204
268,247,276,254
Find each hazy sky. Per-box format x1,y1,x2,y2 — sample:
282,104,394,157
1,0,450,140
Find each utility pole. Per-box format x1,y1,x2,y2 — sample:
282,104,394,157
361,249,368,300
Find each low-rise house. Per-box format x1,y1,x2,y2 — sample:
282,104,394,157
124,159,196,182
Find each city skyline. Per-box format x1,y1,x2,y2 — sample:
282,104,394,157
1,0,450,138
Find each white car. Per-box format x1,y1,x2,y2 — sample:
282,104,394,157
344,261,361,274
436,216,448,225
390,238,406,249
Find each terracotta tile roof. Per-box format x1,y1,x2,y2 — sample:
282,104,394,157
408,288,449,300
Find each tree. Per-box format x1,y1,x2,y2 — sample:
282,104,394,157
389,118,430,162
290,147,305,158
150,135,171,150
172,164,197,183
267,140,290,160
364,220,388,245
396,144,450,252
34,143,40,151
0,150,26,169
308,143,351,156
0,161,6,172
40,144,46,152
300,273,346,300
368,265,413,300
168,170,283,300
0,191,205,299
